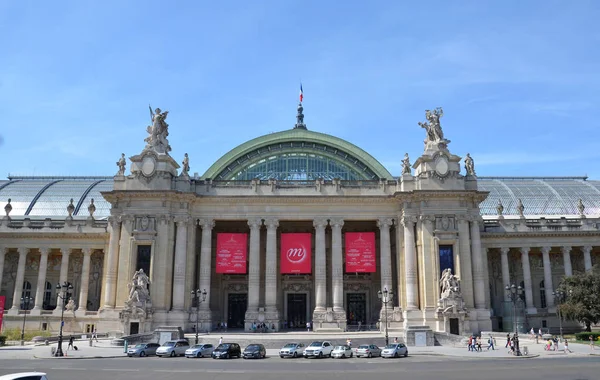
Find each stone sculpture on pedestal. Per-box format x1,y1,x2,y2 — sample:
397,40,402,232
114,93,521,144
464,153,476,176
116,153,126,175
401,153,412,175
435,268,469,335
418,107,450,151
181,153,190,176
144,106,171,154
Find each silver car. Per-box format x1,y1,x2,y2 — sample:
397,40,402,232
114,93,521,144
127,342,161,357
156,340,190,357
381,343,408,358
355,344,381,358
185,343,214,358
279,342,305,358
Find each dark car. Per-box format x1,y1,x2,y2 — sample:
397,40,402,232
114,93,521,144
211,343,241,359
243,343,266,359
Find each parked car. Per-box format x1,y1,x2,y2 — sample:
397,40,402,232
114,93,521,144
331,345,353,359
185,343,214,358
303,341,333,358
156,340,190,357
0,373,48,380
211,343,242,359
355,344,381,358
127,342,161,357
381,343,408,358
279,342,305,358
243,343,266,359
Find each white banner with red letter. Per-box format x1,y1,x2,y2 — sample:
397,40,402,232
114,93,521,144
216,233,248,274
280,233,312,274
345,232,376,273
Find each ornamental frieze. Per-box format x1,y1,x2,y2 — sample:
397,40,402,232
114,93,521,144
283,283,312,292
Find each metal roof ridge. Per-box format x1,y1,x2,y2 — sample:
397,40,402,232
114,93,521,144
478,176,588,181
7,175,113,180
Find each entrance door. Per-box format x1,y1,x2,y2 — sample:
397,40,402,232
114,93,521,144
346,293,366,325
449,318,459,335
286,293,307,329
227,293,247,329
130,322,139,335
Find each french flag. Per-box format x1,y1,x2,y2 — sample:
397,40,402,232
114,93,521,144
299,84,304,102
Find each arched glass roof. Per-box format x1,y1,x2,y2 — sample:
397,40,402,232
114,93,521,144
477,177,600,216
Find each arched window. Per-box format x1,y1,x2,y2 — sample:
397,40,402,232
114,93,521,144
20,281,32,310
539,280,546,308
44,281,53,310
519,281,526,305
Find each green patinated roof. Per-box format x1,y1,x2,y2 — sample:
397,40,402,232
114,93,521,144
202,129,394,180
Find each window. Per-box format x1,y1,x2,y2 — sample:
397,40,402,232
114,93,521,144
539,280,547,309
439,245,454,275
542,320,547,328
86,324,96,333
42,323,48,331
20,281,32,309
43,281,52,309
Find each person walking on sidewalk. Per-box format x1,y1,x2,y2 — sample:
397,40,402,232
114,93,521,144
487,335,495,350
564,339,572,354
67,336,75,351
505,333,510,348
590,335,595,351
92,330,98,343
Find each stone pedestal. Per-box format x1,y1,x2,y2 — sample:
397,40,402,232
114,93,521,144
380,306,404,332
434,297,470,335
153,326,184,345
312,307,345,331
403,309,422,329
403,325,435,347
120,301,154,335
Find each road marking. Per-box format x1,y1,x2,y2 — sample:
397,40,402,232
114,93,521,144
102,369,139,372
154,370,191,373
51,368,88,370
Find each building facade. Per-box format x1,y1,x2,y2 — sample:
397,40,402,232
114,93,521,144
1,106,599,336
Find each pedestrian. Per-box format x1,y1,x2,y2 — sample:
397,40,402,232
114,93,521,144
92,330,98,343
476,336,482,352
590,335,595,351
467,336,472,351
346,339,352,348
529,328,535,339
306,321,311,332
394,337,398,343
487,335,495,350
564,339,572,354
218,337,223,345
505,333,510,348
68,336,74,350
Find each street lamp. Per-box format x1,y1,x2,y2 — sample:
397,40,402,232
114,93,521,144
552,289,567,340
377,287,393,346
54,281,73,357
191,289,207,345
505,284,523,356
20,296,34,346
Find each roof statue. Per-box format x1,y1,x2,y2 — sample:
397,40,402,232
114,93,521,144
496,199,504,216
181,153,190,176
144,106,171,154
464,153,476,176
401,153,412,175
577,198,585,216
517,198,525,218
418,107,450,151
116,153,126,176
294,102,307,130
4,198,11,217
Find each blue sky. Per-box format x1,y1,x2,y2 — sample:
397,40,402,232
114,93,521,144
1,1,599,178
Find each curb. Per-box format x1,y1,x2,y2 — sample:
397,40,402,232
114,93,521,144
33,355,125,360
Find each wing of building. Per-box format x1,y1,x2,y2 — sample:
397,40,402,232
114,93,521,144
1,104,598,337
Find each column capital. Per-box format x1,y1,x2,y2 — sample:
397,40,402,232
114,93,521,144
419,214,435,225
82,247,92,256
313,217,328,229
39,247,51,256
561,246,572,254
198,218,215,230
500,247,510,255
330,218,345,228
519,246,530,255
540,246,551,255
582,245,592,254
107,215,121,226
400,215,417,227
247,218,263,230
17,247,28,256
60,247,72,256
264,218,279,229
174,215,191,226
0,246,7,256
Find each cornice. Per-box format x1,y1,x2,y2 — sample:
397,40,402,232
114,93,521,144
194,196,397,204
481,230,600,239
0,233,109,240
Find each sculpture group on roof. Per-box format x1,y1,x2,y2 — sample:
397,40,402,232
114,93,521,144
144,106,171,154
418,107,448,147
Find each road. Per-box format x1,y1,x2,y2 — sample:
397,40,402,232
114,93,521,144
0,356,598,380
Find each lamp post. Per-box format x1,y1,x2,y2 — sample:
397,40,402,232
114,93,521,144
20,296,34,346
54,281,73,357
505,284,523,356
552,290,566,340
191,289,207,345
377,287,393,346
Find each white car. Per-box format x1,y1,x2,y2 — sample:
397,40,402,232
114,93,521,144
381,343,408,358
156,339,190,357
331,345,353,359
0,373,48,380
303,341,333,358
279,342,305,358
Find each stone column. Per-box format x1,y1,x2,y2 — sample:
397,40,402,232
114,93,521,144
10,248,28,310
330,218,345,312
470,219,486,309
0,247,6,296
54,247,71,311
378,218,393,301
562,246,573,277
500,248,511,301
77,248,92,312
520,247,537,314
33,248,50,311
583,246,593,272
102,216,121,308
483,247,491,309
246,218,262,314
264,218,279,317
198,219,215,313
541,246,555,309
402,216,418,310
457,218,474,308
313,218,328,311
172,217,189,311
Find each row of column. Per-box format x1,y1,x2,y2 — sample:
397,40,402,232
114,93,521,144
495,245,593,312
0,246,99,312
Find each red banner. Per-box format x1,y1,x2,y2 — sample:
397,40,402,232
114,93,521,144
0,296,5,332
216,233,248,274
280,233,312,274
345,232,376,273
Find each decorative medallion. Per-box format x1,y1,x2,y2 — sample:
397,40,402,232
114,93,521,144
141,154,157,177
434,155,449,177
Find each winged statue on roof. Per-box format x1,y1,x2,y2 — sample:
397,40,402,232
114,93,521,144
144,105,172,154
